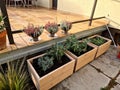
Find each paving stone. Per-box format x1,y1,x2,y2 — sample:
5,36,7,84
116,75,120,84
51,65,110,90
111,84,120,90
90,46,120,78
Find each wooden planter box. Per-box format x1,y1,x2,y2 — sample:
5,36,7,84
89,35,112,58
66,43,97,72
27,53,75,90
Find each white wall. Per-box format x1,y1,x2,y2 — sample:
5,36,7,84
37,0,120,27
58,0,120,27
58,0,94,17
37,0,52,8
107,0,120,27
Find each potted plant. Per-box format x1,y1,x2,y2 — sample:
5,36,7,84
44,22,58,37
23,23,44,41
88,35,112,58
27,43,75,90
0,15,6,50
60,20,72,34
65,35,97,72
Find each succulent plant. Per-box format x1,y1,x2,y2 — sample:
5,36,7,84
60,20,72,34
44,22,58,37
23,23,44,41
0,16,5,32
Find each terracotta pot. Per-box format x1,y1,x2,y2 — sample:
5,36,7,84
0,30,6,50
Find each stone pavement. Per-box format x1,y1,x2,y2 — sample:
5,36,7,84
51,46,120,90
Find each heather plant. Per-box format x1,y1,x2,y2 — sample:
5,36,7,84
23,23,44,41
60,20,72,34
44,22,58,37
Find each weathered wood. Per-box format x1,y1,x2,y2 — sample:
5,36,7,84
27,53,75,90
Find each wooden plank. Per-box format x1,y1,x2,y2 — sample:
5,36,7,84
14,35,28,48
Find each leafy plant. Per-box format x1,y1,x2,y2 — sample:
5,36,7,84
90,36,106,46
47,43,66,63
44,22,58,37
60,20,72,34
23,23,44,40
65,35,87,55
0,58,29,90
0,15,5,32
38,56,54,72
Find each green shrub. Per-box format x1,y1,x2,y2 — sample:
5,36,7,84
65,35,87,55
47,43,66,63
90,36,106,46
38,56,54,72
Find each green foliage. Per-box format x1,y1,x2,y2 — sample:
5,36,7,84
64,35,78,49
65,35,87,55
47,43,66,63
0,16,5,31
38,56,54,72
0,58,29,90
90,36,106,46
37,43,66,72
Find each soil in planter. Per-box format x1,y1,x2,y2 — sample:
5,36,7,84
32,55,70,77
69,45,93,57
90,37,107,46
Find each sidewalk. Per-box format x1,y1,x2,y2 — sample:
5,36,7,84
51,46,120,90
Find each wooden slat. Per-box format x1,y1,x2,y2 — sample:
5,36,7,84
14,34,28,48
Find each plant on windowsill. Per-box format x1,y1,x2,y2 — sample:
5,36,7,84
44,22,58,37
23,23,44,41
0,15,6,50
27,43,75,90
64,35,97,71
60,20,72,34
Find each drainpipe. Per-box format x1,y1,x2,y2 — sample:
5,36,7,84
89,0,98,26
